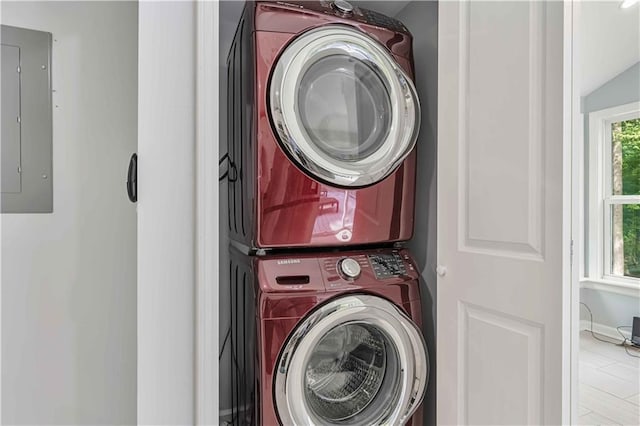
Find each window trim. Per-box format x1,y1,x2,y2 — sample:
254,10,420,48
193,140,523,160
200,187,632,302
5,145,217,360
587,101,640,287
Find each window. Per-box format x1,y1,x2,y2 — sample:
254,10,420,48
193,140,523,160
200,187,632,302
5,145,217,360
588,102,640,285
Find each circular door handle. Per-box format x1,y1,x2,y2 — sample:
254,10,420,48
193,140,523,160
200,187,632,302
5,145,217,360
333,0,354,14
436,265,447,277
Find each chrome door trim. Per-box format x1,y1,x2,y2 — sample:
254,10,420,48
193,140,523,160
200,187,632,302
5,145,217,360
274,294,428,426
270,25,420,188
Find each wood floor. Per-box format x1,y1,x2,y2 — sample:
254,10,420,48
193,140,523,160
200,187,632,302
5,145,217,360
579,330,640,425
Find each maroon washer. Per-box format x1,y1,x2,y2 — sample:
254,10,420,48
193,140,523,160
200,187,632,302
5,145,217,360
228,247,429,425
226,1,421,251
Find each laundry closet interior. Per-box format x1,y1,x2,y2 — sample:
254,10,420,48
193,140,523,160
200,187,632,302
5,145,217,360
219,1,438,425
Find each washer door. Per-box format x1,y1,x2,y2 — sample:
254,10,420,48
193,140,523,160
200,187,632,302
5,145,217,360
270,26,420,188
274,295,428,426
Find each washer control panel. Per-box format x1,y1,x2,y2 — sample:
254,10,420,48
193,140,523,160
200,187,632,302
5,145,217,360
319,251,415,287
368,252,407,279
360,8,407,32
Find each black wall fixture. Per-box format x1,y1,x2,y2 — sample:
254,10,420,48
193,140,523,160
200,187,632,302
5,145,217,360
126,153,137,203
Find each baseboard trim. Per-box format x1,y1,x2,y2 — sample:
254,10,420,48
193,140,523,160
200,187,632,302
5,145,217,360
580,319,632,341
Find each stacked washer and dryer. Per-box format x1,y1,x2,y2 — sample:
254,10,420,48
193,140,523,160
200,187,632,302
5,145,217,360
225,1,428,425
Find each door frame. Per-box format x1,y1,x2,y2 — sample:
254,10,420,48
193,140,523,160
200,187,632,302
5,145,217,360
195,1,219,424
568,1,581,424
190,1,579,425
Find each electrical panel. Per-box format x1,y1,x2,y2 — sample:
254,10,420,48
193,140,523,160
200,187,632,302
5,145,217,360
1,25,53,213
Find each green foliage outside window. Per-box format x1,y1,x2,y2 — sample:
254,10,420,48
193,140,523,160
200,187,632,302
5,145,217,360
612,118,640,278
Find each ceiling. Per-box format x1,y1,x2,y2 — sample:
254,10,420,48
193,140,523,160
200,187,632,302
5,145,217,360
579,1,640,96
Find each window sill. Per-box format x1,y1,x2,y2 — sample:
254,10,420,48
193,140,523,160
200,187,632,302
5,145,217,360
580,278,640,298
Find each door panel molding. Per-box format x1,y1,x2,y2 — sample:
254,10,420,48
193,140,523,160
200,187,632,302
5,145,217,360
458,302,544,425
458,1,546,261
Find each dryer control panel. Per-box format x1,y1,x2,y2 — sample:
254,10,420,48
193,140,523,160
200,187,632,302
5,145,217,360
277,1,410,34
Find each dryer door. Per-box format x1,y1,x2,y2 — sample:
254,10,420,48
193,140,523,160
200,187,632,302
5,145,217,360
270,26,420,188
274,295,428,426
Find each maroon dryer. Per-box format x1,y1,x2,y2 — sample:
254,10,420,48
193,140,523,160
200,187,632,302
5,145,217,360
226,0,421,251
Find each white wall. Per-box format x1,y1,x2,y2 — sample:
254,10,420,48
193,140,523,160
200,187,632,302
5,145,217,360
1,2,137,424
580,288,639,331
137,2,196,424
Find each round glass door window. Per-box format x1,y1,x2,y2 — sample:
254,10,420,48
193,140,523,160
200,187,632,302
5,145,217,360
270,26,420,187
297,55,392,163
304,323,401,424
274,295,428,426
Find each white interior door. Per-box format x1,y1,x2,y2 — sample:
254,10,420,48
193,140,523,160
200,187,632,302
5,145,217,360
437,2,568,425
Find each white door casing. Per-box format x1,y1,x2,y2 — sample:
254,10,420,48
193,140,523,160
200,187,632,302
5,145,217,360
138,2,197,424
437,2,567,425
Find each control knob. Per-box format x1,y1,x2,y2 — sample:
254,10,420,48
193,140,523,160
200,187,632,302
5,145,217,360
332,0,354,14
339,257,361,279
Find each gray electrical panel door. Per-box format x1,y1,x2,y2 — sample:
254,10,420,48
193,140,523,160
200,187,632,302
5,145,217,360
2,44,21,193
1,25,53,213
